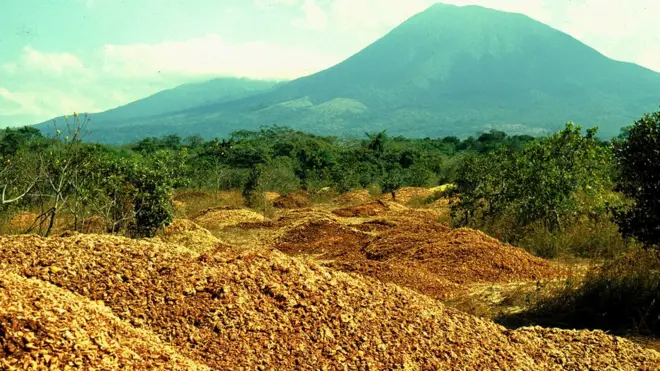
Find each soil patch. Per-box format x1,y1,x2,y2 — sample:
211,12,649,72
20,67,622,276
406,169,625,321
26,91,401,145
173,200,186,210
174,190,211,201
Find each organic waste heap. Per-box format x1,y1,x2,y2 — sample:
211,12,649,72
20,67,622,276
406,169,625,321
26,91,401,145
277,207,567,299
0,233,658,370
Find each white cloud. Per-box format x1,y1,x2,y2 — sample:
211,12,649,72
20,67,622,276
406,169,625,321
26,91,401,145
22,46,88,76
330,0,431,32
0,36,344,127
1,63,18,75
254,0,328,31
0,86,102,124
100,33,340,80
292,0,328,31
0,88,40,116
254,0,299,9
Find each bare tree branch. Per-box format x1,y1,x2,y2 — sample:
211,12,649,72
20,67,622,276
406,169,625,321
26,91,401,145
0,163,39,205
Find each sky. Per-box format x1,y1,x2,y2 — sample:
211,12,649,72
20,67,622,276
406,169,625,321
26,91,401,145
1,0,658,128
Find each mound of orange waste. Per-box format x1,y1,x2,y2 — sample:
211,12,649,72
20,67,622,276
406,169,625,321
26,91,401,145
275,209,565,299
335,189,374,205
276,218,369,261
428,197,451,208
353,219,399,233
273,192,311,209
397,207,447,221
0,234,658,369
332,200,408,217
193,206,265,230
274,215,564,299
157,219,220,252
379,187,435,204
0,271,207,370
330,258,464,299
366,227,567,284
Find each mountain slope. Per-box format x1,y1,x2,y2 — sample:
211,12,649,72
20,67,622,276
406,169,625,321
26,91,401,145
36,3,660,142
219,3,658,138
99,77,280,121
35,77,280,141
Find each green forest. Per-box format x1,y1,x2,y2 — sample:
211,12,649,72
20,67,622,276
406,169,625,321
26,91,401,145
2,111,660,338
1,115,541,237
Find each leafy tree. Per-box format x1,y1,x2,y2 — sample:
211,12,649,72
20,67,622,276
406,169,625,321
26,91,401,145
380,166,405,201
125,149,188,237
452,123,612,241
183,134,205,150
0,127,43,206
365,131,388,156
85,152,137,234
0,127,43,157
162,134,183,150
612,111,660,247
3,122,557,237
133,137,160,154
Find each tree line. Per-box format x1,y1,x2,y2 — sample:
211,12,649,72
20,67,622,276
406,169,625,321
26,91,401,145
1,112,659,252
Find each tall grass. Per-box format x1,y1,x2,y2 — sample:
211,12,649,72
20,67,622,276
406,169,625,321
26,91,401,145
474,211,636,259
516,218,637,259
498,249,660,337
173,189,245,218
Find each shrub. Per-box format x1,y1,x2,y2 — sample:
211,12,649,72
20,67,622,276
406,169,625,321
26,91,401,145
451,123,616,257
119,150,187,237
242,158,300,209
612,111,660,247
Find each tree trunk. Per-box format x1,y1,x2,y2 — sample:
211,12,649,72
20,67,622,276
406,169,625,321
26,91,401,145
44,209,56,237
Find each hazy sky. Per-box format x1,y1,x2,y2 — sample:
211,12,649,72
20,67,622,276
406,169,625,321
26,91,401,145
1,0,658,128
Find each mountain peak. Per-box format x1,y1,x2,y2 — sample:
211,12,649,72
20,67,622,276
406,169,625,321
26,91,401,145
35,4,660,143
423,2,518,16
